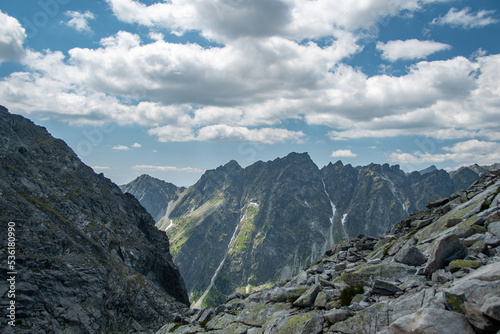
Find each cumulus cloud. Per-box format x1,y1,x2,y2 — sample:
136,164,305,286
132,165,205,173
432,7,499,28
149,124,305,144
112,145,130,150
104,0,447,41
377,39,451,62
63,11,96,32
331,149,357,158
0,10,26,63
132,142,142,148
389,140,500,166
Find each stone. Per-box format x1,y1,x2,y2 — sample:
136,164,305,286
432,269,454,284
313,291,331,309
481,292,500,322
488,221,500,237
444,291,467,313
341,263,416,287
323,309,352,324
263,311,323,334
463,302,499,333
447,218,462,227
371,280,402,296
424,234,468,275
394,245,426,267
293,285,321,307
377,308,476,334
269,286,308,303
484,232,500,247
463,233,485,247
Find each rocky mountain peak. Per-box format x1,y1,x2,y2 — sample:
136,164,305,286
0,106,189,333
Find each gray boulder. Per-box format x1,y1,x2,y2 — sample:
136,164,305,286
394,245,426,267
371,280,402,296
377,308,475,334
424,234,468,274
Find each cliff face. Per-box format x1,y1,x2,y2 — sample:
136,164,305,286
0,106,189,333
158,169,500,334
124,153,482,308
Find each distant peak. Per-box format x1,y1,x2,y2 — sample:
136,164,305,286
418,165,438,175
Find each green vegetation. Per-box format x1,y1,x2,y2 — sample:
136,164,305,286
339,285,364,306
229,204,258,256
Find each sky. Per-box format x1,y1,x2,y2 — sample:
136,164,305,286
1,0,499,187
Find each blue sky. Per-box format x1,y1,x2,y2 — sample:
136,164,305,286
1,0,499,186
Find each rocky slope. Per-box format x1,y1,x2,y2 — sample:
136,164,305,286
123,154,482,308
0,106,189,333
156,169,500,334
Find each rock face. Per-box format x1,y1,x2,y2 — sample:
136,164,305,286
157,167,500,334
123,155,484,307
0,106,189,333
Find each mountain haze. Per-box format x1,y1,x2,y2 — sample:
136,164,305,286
123,153,483,307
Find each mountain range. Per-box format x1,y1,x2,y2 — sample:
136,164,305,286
122,153,490,307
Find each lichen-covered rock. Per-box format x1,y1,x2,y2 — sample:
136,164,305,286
449,259,481,273
263,311,324,334
341,263,416,287
292,284,321,307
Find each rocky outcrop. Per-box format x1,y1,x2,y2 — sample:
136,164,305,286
0,106,189,333
157,168,500,333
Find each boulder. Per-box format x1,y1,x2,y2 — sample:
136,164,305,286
323,309,353,324
449,259,481,273
481,292,500,322
377,308,475,334
371,280,402,296
293,285,321,307
263,311,323,334
394,245,426,267
341,263,416,287
424,234,468,275
488,221,500,237
463,302,499,333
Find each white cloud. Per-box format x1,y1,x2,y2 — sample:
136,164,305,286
112,145,130,150
149,124,305,144
63,10,96,32
0,10,26,63
92,166,111,170
432,7,498,28
389,140,500,166
331,149,357,158
377,39,451,62
104,0,449,41
2,1,500,148
132,165,205,173
132,142,142,148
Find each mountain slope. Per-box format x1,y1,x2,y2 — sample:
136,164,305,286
0,106,189,333
123,157,484,308
158,169,500,334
